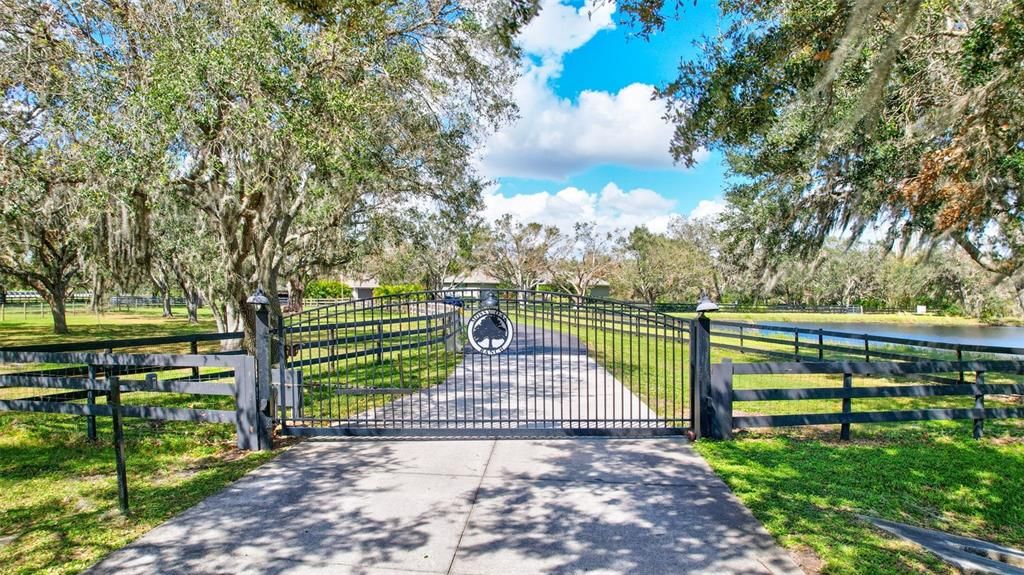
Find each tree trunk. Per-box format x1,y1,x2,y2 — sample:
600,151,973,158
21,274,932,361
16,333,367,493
90,270,105,313
49,295,68,335
185,291,200,324
151,268,173,318
161,288,173,318
285,276,304,313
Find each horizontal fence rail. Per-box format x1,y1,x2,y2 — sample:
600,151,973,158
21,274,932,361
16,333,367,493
705,359,1024,441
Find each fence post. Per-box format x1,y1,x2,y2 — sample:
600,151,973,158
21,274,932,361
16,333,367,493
244,288,273,451
109,376,129,515
190,338,200,380
739,325,744,353
818,329,824,360
974,370,985,439
694,314,712,438
957,348,964,384
840,372,852,441
863,335,870,361
794,329,800,362
86,364,98,441
710,359,733,440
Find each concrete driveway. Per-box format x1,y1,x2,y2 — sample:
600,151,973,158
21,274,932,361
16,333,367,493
88,438,802,575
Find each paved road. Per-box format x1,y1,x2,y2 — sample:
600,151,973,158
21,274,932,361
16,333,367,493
353,323,671,429
88,438,802,575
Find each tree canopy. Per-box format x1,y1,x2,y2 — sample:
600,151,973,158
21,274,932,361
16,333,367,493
1,0,519,340
647,0,1023,288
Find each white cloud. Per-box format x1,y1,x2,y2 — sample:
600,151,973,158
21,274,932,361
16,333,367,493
482,182,681,235
517,0,616,58
689,199,727,221
477,0,708,180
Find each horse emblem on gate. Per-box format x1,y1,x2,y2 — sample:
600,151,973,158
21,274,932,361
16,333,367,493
466,306,514,355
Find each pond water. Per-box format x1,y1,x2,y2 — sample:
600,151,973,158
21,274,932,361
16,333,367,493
740,321,1024,348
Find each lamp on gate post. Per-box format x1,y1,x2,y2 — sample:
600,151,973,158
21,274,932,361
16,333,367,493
246,287,271,310
481,290,499,309
696,292,720,316
692,291,718,440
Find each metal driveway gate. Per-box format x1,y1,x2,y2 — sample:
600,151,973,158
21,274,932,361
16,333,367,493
275,289,692,436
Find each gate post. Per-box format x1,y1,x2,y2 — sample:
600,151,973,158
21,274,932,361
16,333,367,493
245,288,274,451
692,293,718,439
694,313,712,438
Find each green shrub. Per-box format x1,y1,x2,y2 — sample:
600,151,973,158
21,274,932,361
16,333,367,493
306,279,351,299
372,282,423,296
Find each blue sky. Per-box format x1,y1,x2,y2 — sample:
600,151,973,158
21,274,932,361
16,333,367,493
477,0,730,233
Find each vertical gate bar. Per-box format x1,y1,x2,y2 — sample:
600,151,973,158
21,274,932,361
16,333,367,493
587,297,593,428
606,302,611,425
794,329,800,362
973,370,985,439
293,370,303,420
556,296,562,427
316,307,322,428
957,348,964,383
341,304,348,427
621,303,627,428
840,372,852,441
442,300,448,430
577,296,583,428
818,329,824,361
573,296,580,428
644,309,650,427
333,305,339,427
109,376,129,515
531,293,537,429
383,299,389,428
543,292,548,427
278,313,287,430
562,295,569,428
488,305,494,430
432,299,436,430
361,303,368,427
688,319,698,437
863,334,870,362
515,291,521,429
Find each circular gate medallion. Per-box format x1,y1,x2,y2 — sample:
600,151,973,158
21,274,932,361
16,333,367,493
466,308,515,355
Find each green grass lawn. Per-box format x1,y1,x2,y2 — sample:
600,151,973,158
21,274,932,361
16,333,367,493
0,401,277,575
695,421,1024,574
0,306,217,348
0,309,279,575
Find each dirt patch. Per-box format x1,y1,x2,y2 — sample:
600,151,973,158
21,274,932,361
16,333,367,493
787,545,823,574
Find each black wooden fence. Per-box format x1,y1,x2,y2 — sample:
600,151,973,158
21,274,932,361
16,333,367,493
703,359,1024,440
0,350,266,448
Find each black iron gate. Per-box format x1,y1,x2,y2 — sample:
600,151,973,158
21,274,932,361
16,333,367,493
275,289,692,436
